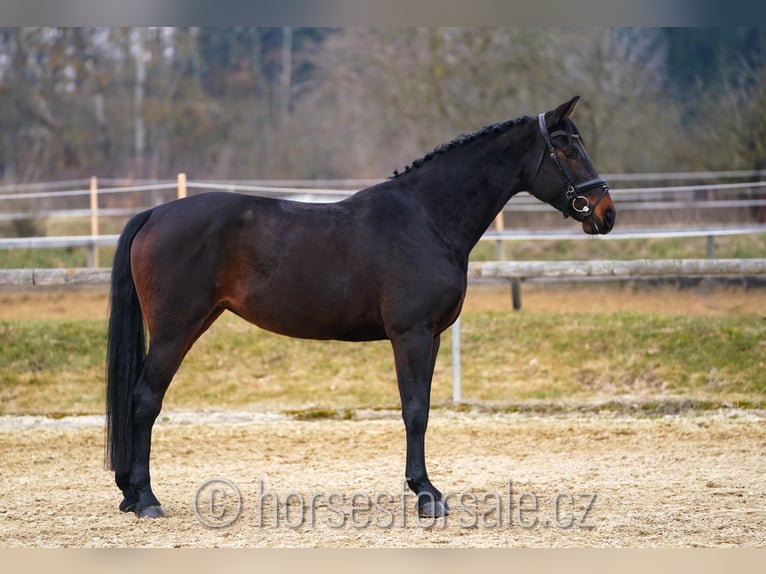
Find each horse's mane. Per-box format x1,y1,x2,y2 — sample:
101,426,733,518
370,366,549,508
391,116,528,179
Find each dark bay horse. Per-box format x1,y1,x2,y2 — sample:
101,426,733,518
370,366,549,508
106,96,616,519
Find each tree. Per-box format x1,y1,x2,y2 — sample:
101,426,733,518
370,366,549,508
0,28,92,181
300,28,686,176
0,27,761,183
660,28,766,97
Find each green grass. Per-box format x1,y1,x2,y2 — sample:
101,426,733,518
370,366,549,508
0,247,115,268
0,214,122,268
1,310,764,416
471,234,766,261
0,320,107,413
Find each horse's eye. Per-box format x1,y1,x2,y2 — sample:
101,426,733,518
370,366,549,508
563,147,578,160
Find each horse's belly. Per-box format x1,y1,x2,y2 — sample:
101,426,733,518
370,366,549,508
225,277,388,342
236,306,387,342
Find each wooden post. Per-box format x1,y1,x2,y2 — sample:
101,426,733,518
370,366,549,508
494,210,505,260
177,172,187,199
89,176,99,268
511,278,522,311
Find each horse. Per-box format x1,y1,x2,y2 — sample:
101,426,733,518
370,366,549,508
105,96,616,519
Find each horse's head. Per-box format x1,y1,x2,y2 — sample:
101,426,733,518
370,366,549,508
525,96,615,234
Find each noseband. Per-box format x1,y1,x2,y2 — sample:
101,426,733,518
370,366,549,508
532,113,609,220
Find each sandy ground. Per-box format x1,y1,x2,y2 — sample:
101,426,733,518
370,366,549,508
0,409,764,547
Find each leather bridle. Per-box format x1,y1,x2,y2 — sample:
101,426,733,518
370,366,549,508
531,112,610,220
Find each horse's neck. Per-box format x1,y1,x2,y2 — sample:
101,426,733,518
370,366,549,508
404,129,531,260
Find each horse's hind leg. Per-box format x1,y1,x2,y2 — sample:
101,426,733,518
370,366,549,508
121,308,223,518
120,339,186,517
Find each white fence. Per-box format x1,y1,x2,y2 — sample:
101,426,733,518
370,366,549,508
2,171,766,266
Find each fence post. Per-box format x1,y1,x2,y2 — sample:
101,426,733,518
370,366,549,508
511,278,522,311
177,172,187,199
494,210,505,260
89,176,99,268
451,317,461,404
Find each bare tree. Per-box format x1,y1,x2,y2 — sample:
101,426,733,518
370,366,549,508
130,28,147,178
0,27,739,183
300,28,684,177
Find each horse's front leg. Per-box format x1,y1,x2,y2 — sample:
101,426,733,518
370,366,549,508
391,328,449,517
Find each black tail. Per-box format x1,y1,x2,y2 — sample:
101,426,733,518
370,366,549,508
105,209,153,472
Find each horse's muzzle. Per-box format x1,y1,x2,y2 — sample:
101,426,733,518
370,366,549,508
582,202,616,235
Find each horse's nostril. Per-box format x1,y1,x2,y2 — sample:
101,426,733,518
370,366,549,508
604,207,616,229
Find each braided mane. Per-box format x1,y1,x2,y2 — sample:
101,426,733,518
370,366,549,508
391,116,528,178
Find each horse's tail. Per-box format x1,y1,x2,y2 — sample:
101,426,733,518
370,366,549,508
105,209,153,472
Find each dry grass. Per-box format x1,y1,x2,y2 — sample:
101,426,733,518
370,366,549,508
4,281,766,320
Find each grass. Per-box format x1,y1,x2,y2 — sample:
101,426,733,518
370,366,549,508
1,310,764,416
0,214,124,268
470,233,766,261
0,319,107,413
0,247,115,268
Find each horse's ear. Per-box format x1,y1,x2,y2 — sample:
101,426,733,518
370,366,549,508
544,96,581,128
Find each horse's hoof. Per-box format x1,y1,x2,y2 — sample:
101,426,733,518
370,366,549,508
419,497,450,518
136,505,165,519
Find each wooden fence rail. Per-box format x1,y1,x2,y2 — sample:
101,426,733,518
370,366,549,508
466,258,766,279
0,267,112,287
1,259,764,288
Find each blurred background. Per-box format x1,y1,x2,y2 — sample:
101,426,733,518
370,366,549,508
0,27,764,181
1,27,765,265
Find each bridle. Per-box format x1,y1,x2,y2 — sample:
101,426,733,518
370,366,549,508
531,112,610,220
